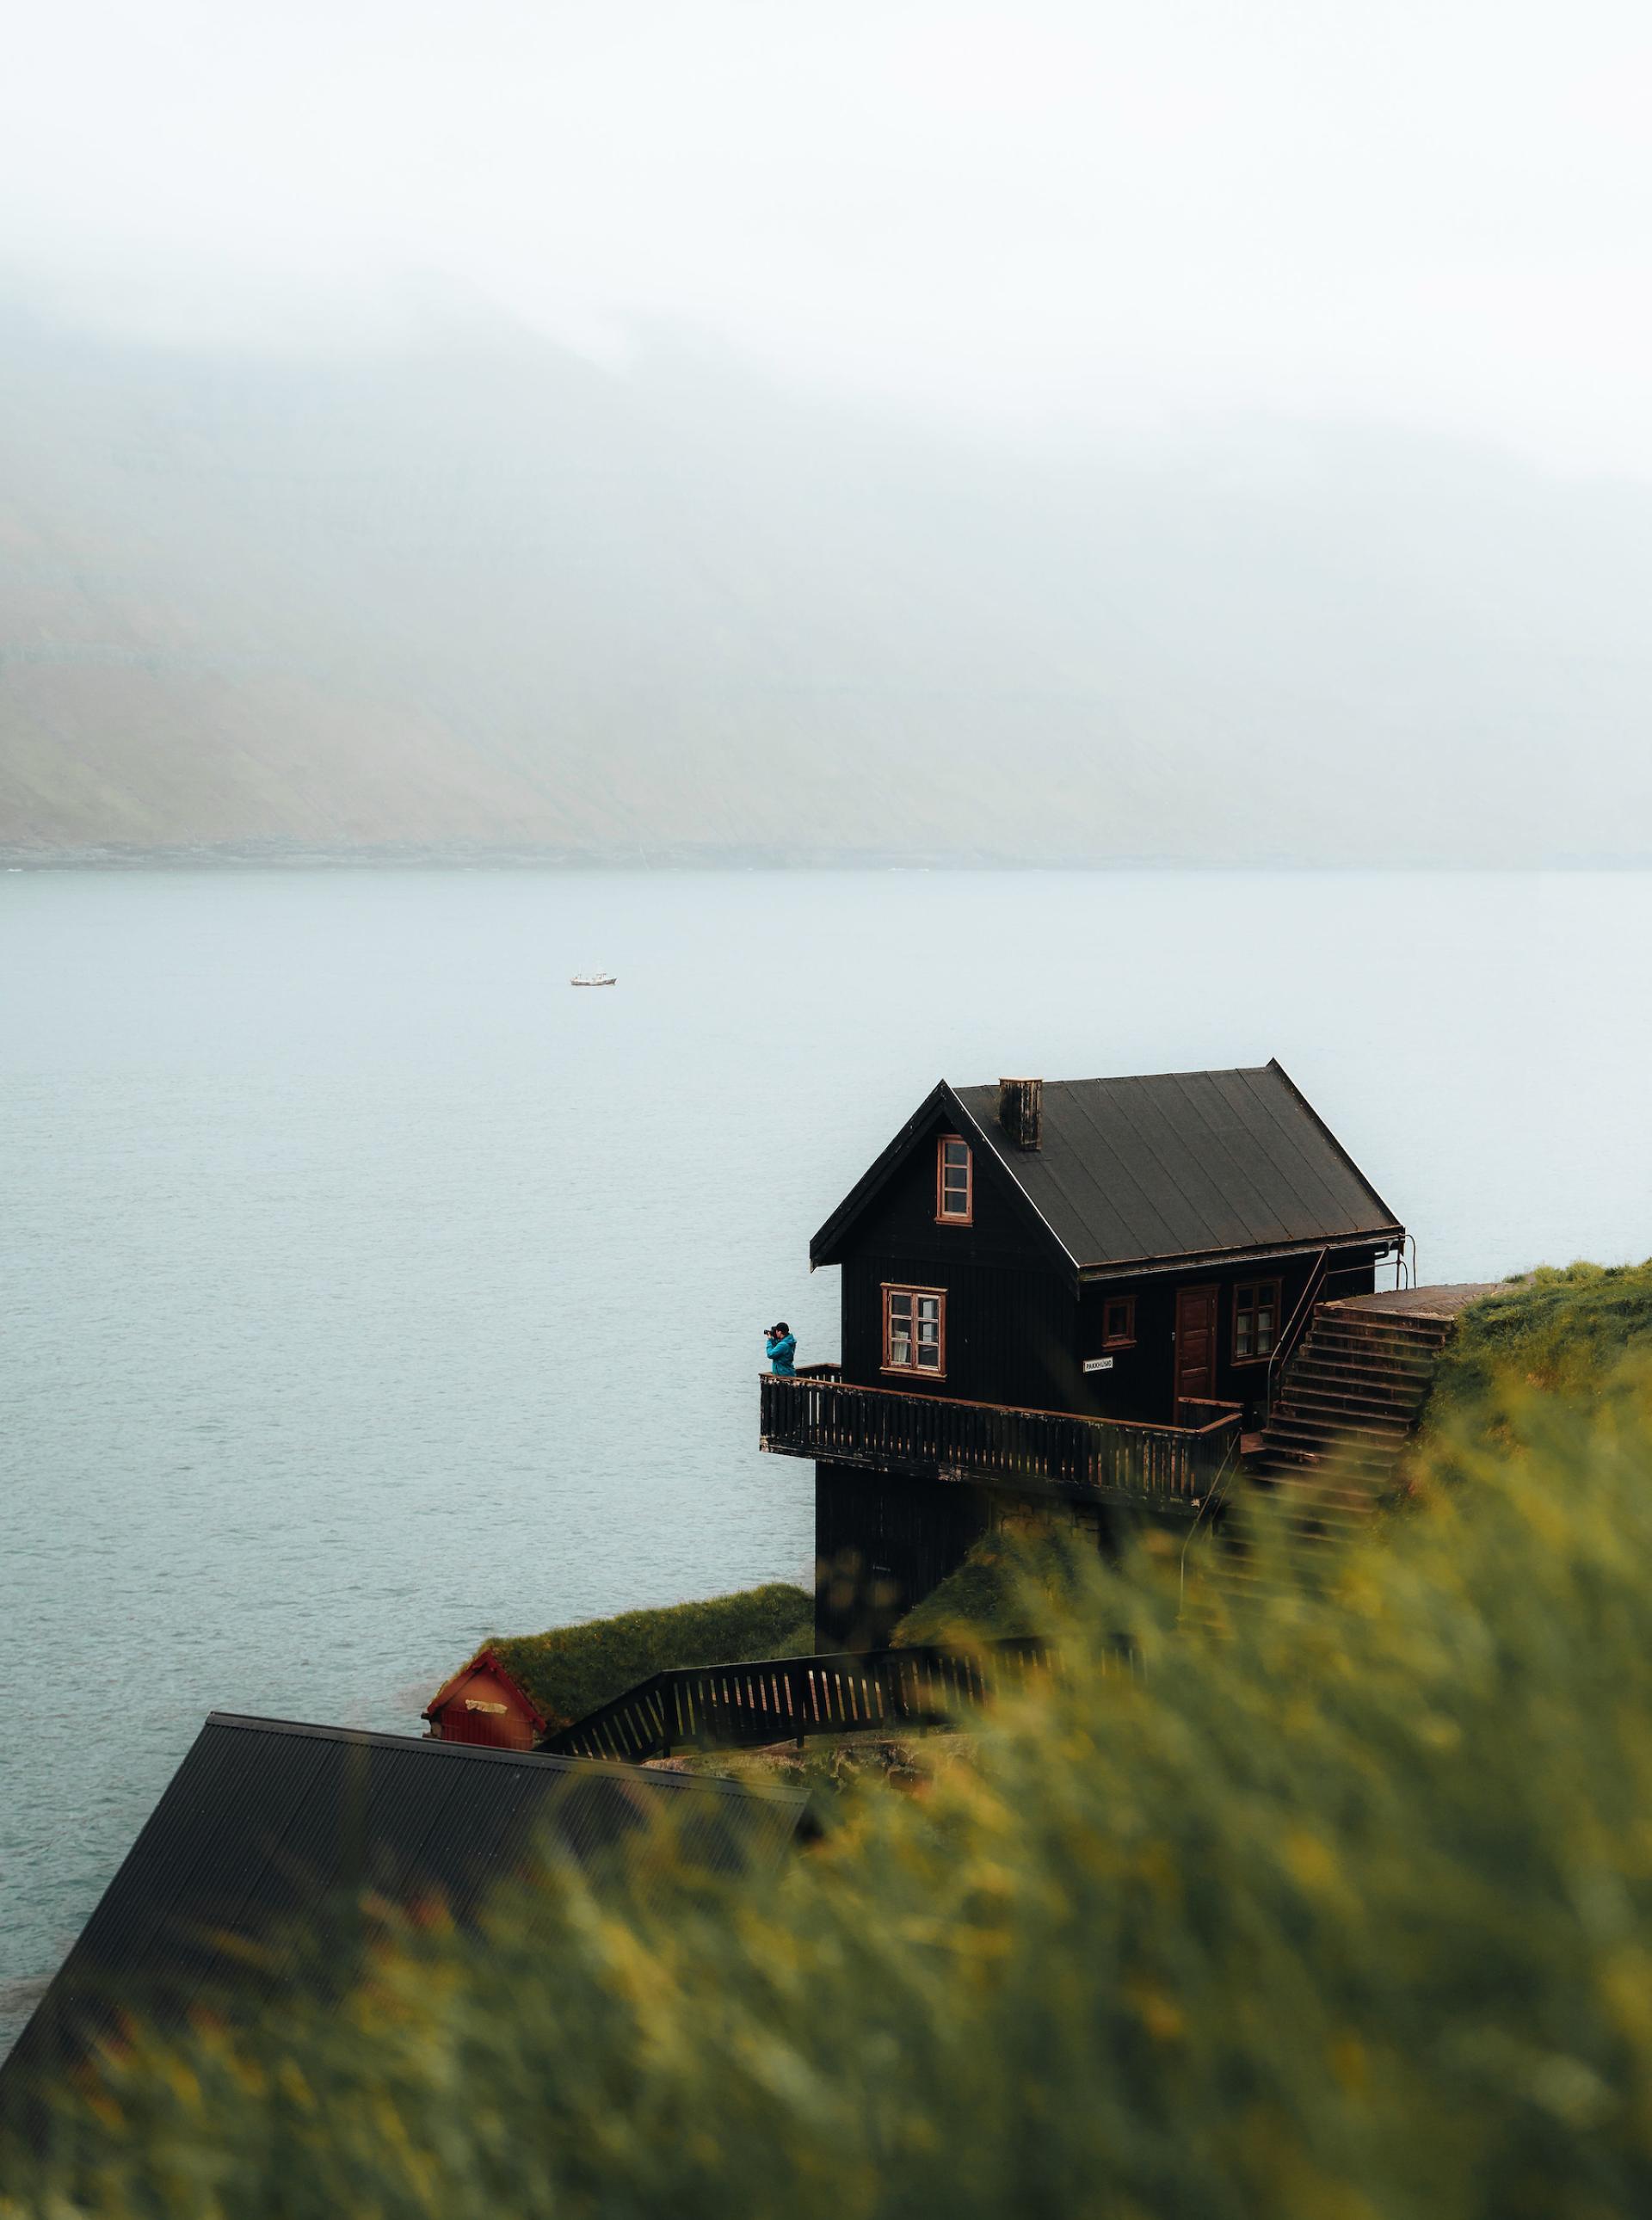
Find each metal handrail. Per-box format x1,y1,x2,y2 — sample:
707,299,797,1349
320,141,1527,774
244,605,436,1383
1389,1232,1419,1291
1265,1245,1330,1414
1178,1424,1242,1618
1265,1251,1391,1414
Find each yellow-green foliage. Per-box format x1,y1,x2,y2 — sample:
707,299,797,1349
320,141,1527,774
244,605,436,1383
19,1365,1652,2217
1426,1260,1652,1433
484,1583,813,1728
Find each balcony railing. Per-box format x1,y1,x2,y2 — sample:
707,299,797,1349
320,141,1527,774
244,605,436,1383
761,1367,1240,1515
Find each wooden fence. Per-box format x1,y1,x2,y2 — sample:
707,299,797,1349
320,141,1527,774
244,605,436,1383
539,1638,1069,1764
761,1370,1239,1513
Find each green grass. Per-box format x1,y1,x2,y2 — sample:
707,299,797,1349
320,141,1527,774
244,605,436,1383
1424,1259,1652,1433
484,1583,814,1730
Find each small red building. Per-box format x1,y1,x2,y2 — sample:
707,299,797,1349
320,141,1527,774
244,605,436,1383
423,1649,547,1749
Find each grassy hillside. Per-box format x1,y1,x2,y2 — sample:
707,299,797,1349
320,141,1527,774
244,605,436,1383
21,1359,1652,2213
1425,1261,1652,1430
18,1291,1652,2211
479,1583,814,1730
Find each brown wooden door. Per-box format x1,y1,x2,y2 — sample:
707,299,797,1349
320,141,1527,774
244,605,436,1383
1174,1284,1218,1410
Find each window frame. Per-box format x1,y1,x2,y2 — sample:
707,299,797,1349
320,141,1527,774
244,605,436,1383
1101,1295,1137,1350
1231,1278,1283,1366
934,1134,973,1225
881,1282,947,1378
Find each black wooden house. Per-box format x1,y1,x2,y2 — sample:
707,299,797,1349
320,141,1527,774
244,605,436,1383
761,1063,1405,1647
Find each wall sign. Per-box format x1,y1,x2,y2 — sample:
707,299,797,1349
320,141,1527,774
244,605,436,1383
1082,1356,1114,1373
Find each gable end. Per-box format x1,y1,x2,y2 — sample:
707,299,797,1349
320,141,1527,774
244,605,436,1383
809,1082,1079,1279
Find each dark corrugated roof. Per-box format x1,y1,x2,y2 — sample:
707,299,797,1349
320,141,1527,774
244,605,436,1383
1,1713,806,2122
950,1062,1400,1273
810,1060,1401,1278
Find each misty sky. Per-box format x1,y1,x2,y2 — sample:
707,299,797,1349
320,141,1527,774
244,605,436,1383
4,0,1650,475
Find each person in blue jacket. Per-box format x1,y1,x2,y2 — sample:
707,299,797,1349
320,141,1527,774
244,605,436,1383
765,1322,797,1375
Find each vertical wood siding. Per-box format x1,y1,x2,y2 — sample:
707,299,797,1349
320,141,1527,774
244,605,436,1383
814,1460,989,1650
837,1109,1077,1409
1076,1249,1381,1425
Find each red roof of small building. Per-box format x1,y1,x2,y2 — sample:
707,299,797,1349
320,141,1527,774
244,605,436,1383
422,1647,550,1734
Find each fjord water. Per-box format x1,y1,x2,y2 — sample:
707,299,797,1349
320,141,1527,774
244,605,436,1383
6,865,1652,2042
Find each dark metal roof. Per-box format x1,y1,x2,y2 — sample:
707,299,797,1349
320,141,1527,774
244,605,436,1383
1,1713,806,2122
812,1061,1402,1280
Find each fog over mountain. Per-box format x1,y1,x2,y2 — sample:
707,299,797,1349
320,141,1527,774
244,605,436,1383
5,0,1651,864
4,296,1652,866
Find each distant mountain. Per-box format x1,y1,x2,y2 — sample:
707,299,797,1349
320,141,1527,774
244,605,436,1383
3,299,1652,864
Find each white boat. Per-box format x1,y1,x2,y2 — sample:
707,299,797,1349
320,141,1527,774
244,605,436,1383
570,971,618,987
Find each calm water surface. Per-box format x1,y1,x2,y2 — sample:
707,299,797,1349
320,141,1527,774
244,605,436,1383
6,866,1652,2042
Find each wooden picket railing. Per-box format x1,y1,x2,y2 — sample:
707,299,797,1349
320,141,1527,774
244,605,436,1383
539,1637,1070,1763
761,1370,1240,1514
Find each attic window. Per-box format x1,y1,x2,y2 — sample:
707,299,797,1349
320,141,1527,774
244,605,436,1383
884,1285,946,1376
1233,1280,1282,1362
936,1136,973,1224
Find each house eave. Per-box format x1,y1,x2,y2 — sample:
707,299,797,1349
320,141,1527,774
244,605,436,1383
1075,1228,1406,1284
808,1080,953,1267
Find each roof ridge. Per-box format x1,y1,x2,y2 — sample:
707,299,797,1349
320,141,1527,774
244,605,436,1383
953,1064,1273,1091
951,1064,1401,1272
813,1064,1402,1278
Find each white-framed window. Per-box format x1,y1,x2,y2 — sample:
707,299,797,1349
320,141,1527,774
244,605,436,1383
936,1136,973,1223
884,1284,946,1375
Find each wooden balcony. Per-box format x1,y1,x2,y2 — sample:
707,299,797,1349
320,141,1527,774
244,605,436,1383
760,1366,1240,1516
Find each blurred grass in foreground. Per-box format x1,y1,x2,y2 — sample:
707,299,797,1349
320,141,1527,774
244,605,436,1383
15,1354,1652,2213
